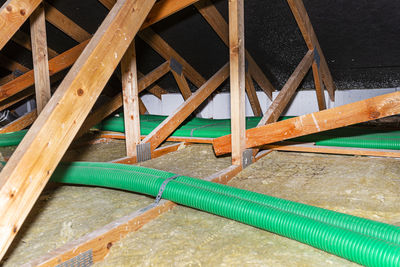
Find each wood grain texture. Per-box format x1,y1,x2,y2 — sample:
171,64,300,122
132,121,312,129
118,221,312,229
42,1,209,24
229,0,245,165
30,5,51,114
171,70,192,100
0,110,36,133
258,50,313,125
121,42,141,157
0,0,41,50
213,91,400,155
0,0,156,259
142,63,229,151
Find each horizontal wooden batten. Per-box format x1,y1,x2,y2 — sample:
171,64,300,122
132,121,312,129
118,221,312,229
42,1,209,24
213,91,400,155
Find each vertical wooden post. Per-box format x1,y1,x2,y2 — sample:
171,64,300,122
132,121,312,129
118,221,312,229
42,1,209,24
30,4,51,114
312,61,326,110
121,41,141,157
229,0,245,166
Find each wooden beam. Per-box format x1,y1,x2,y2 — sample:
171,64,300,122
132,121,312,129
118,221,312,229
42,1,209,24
11,30,59,59
229,0,245,166
0,0,156,259
262,142,400,159
0,0,42,50
0,40,89,102
44,2,92,43
0,54,29,73
0,110,36,133
146,84,167,99
312,61,326,110
245,72,262,116
258,50,314,125
171,70,192,100
121,41,141,157
142,63,229,151
287,0,336,101
213,91,400,155
30,4,51,114
194,0,274,99
138,28,206,88
28,163,241,266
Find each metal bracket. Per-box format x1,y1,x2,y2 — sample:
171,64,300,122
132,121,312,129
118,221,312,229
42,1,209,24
136,143,151,162
242,149,254,169
154,175,180,204
169,57,183,75
12,69,24,77
313,46,320,68
56,249,93,267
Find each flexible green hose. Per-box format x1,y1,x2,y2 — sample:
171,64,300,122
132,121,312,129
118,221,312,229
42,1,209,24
50,162,400,266
0,130,28,146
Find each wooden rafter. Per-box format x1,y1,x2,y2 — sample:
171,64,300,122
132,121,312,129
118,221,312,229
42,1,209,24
312,60,326,110
30,4,51,114
245,72,262,116
171,69,192,100
0,109,36,133
258,49,314,125
0,0,156,259
287,0,336,101
194,0,274,99
141,63,229,151
213,91,400,155
0,0,42,50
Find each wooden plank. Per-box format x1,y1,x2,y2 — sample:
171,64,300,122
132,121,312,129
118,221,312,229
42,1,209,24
0,54,29,73
312,61,326,110
138,28,206,88
213,91,400,155
99,0,201,32
28,163,241,267
146,84,167,99
263,142,400,159
30,4,51,114
194,0,274,99
171,70,192,100
0,0,156,259
0,0,42,50
245,72,262,116
138,98,147,114
121,41,141,157
11,30,59,59
229,0,245,166
0,40,89,102
142,63,229,151
287,0,336,101
44,2,92,43
0,110,36,133
258,50,314,125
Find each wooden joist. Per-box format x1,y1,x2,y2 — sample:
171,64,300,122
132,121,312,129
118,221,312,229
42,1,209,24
171,69,192,100
0,0,42,50
0,0,156,259
27,163,242,266
258,49,314,125
229,0,245,166
312,61,326,110
194,0,274,99
287,0,336,101
141,63,229,151
245,72,262,117
30,4,51,114
213,91,400,155
121,41,141,157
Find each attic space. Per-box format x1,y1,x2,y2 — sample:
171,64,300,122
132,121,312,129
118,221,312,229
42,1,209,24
0,0,399,266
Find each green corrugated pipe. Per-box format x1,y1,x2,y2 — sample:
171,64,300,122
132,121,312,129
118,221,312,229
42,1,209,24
0,130,28,146
49,162,400,266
